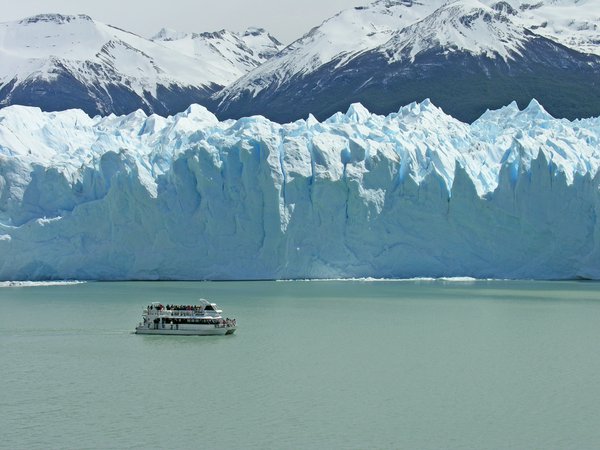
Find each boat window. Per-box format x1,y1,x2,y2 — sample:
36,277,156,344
205,305,215,311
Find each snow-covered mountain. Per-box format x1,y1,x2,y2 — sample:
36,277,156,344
0,100,599,280
218,0,439,102
382,0,531,61
0,14,281,117
151,27,282,84
2,2,597,121
507,0,600,56
215,0,600,123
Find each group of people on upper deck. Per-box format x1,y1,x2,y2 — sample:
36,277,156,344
147,304,206,312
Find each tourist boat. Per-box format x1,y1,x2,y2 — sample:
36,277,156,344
135,299,237,335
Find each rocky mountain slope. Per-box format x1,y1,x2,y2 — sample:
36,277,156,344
215,0,600,123
0,14,281,117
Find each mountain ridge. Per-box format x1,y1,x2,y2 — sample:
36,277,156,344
0,1,599,121
0,13,282,117
215,0,600,123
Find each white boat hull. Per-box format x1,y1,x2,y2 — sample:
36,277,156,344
135,325,236,336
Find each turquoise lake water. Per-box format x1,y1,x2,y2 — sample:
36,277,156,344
1,280,600,449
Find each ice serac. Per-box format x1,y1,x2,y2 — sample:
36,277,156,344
0,101,599,280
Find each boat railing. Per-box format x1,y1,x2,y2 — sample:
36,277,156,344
142,311,236,327
146,309,206,317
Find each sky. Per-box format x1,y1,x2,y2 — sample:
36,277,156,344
0,0,369,44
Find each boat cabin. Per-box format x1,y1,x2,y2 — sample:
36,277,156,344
145,299,222,317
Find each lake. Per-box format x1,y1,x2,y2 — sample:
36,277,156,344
1,280,600,449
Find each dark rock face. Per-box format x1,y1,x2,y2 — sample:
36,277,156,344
216,35,600,124
0,64,220,117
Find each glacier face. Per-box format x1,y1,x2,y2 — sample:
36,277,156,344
0,100,599,280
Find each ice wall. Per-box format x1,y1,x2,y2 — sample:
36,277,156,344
0,100,598,280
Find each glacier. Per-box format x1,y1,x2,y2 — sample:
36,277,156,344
0,99,598,280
